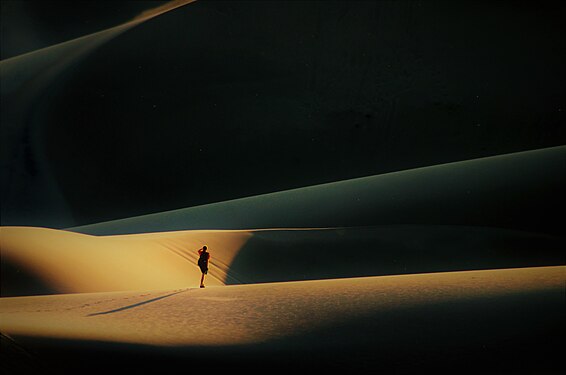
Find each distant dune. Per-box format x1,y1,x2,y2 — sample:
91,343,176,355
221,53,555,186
70,146,565,236
0,0,196,228
0,0,195,95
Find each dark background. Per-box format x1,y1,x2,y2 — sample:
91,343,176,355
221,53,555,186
1,0,565,228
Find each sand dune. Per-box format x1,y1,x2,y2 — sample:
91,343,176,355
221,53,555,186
2,225,563,296
1,266,564,372
0,0,195,94
0,0,196,229
1,146,564,372
1,226,251,296
70,146,565,236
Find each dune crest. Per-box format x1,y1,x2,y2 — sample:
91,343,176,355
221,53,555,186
133,0,197,23
0,0,196,94
70,146,566,236
0,226,252,295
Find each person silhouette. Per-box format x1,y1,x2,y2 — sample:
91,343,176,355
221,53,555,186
197,245,210,288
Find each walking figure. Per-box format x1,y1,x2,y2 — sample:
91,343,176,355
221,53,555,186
197,245,210,288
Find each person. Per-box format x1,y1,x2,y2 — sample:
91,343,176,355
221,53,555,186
197,245,210,288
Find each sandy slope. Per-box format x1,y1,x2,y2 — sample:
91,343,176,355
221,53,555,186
1,266,564,372
0,0,195,94
70,146,566,236
2,225,563,296
1,226,251,295
0,0,196,228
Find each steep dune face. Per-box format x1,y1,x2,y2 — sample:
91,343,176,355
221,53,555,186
0,227,252,296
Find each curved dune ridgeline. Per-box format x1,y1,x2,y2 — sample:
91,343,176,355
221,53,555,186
0,227,251,296
71,146,565,236
0,0,196,228
0,0,195,95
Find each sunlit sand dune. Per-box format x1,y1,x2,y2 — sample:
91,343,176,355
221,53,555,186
1,266,564,372
1,226,251,296
2,225,563,296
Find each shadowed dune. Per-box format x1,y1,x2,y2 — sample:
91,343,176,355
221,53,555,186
0,0,196,227
0,0,195,95
70,146,566,236
0,267,564,373
228,225,565,284
35,0,566,228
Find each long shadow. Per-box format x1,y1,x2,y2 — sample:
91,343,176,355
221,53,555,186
1,259,57,297
87,290,187,317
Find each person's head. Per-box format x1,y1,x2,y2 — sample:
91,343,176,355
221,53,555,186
203,245,208,251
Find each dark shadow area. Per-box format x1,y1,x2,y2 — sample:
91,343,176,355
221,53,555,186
227,226,565,284
9,288,564,374
0,259,57,297
0,333,48,374
71,146,566,237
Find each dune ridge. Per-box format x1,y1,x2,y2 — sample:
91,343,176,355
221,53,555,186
1,0,198,229
0,0,195,94
70,145,566,236
0,226,251,296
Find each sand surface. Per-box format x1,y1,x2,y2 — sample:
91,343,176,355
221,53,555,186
2,225,563,296
1,266,564,373
1,266,562,346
